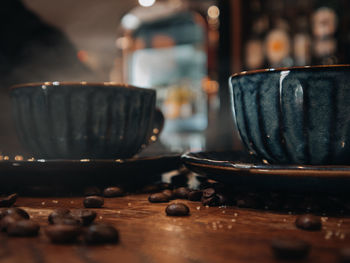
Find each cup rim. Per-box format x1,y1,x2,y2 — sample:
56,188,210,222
230,64,350,79
10,81,153,92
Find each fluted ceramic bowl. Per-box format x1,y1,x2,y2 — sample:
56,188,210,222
10,82,163,159
229,65,350,165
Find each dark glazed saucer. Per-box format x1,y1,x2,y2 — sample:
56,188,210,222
182,151,350,193
0,154,181,195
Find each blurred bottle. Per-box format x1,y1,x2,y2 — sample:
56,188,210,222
240,0,350,71
120,1,208,153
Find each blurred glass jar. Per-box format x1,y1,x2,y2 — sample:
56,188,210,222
119,1,208,152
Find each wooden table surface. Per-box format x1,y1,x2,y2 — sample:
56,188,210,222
2,194,350,263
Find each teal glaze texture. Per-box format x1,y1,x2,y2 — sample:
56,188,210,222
230,65,350,165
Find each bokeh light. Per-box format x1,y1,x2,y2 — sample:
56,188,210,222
138,0,156,7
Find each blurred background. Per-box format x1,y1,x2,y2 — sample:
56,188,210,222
1,0,350,156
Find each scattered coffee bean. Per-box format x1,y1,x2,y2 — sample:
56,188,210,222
83,224,119,244
162,189,174,200
173,187,190,199
0,193,18,207
270,238,311,260
45,225,81,243
188,190,202,201
103,187,124,198
339,247,350,263
71,209,97,226
83,196,104,208
148,193,169,203
0,215,23,232
7,220,40,237
51,216,81,226
84,187,101,197
295,214,322,231
2,207,30,220
202,188,215,198
48,208,71,224
165,203,190,216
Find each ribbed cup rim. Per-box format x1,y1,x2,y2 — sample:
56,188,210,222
230,64,350,79
10,81,153,92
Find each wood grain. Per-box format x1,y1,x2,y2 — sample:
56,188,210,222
3,194,349,263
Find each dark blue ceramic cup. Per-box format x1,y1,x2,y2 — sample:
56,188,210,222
230,65,350,165
10,82,163,159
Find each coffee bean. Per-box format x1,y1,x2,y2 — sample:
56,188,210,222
173,187,190,199
339,247,350,263
52,216,81,226
103,186,124,198
71,209,97,226
2,207,30,220
295,214,322,231
188,190,202,201
162,189,174,200
165,203,190,216
202,188,215,198
0,193,18,207
270,238,311,260
83,224,119,244
148,193,169,203
84,187,101,197
7,220,40,237
45,225,81,243
0,215,23,232
83,196,104,208
48,208,71,224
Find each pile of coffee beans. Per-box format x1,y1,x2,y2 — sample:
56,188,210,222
0,206,39,237
144,177,350,215
45,208,118,244
147,181,229,208
0,192,119,245
82,186,127,208
45,224,81,243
